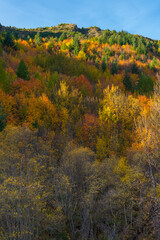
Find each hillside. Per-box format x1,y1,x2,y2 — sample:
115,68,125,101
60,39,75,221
0,24,160,240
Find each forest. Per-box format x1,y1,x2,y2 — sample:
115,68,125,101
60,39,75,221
0,23,160,240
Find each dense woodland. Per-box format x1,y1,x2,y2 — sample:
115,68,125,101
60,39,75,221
0,23,160,240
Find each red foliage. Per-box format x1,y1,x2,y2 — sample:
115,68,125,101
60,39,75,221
71,75,93,96
76,113,100,150
11,78,43,96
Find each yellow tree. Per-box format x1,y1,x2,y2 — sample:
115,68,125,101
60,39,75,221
99,85,139,154
131,77,160,238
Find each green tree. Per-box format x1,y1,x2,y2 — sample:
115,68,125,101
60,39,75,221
101,57,107,72
16,59,30,80
73,35,81,55
0,107,6,131
123,71,132,91
110,61,117,74
137,41,147,55
150,56,158,71
34,32,41,46
137,73,154,96
59,32,67,41
48,37,54,51
0,42,2,56
82,42,87,53
3,31,15,48
0,61,11,93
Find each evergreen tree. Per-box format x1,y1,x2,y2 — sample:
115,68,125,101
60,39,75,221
131,61,139,74
137,41,147,55
82,42,87,53
0,45,2,56
123,71,132,91
109,35,115,45
0,61,11,93
111,61,117,74
117,35,123,46
3,31,15,48
137,73,154,96
16,59,30,80
150,56,158,71
34,32,41,46
101,58,107,72
68,43,74,52
59,32,67,41
0,106,6,131
73,35,80,55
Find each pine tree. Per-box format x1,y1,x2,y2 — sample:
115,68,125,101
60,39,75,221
59,32,67,41
123,71,132,91
101,58,107,72
34,32,41,46
0,107,6,131
73,36,80,55
137,73,154,96
16,59,30,80
111,61,117,74
3,31,15,48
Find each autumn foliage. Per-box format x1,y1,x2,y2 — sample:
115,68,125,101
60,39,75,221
0,25,160,240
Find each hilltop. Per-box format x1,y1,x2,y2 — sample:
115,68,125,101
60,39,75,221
0,23,104,38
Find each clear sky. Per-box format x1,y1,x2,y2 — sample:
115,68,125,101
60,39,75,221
0,0,160,40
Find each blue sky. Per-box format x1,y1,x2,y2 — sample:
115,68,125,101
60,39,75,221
0,0,160,39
